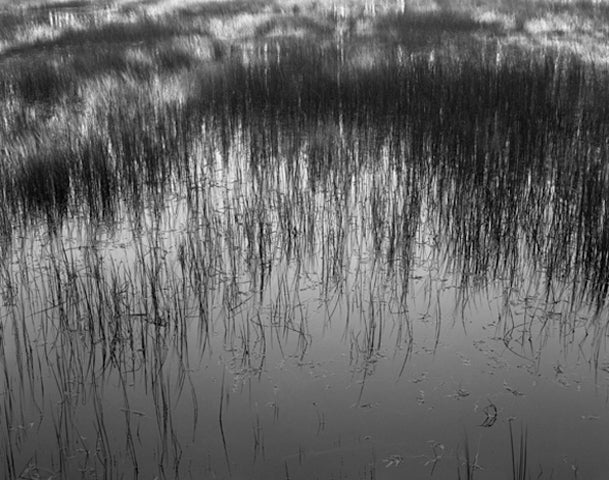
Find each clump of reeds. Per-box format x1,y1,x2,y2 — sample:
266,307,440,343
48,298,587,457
456,434,479,480
509,421,530,480
9,59,78,105
0,41,607,309
12,144,72,223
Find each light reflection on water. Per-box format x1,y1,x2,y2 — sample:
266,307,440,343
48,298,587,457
1,47,609,479
1,139,609,479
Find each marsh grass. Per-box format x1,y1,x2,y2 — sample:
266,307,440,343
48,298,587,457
455,425,537,479
9,59,78,104
1,38,608,305
509,422,530,480
456,434,478,479
0,0,608,478
2,0,608,63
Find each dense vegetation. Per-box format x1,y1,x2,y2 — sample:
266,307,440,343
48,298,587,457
0,0,608,478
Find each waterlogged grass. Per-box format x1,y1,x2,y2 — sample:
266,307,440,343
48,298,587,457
509,422,529,480
2,43,608,305
0,0,608,479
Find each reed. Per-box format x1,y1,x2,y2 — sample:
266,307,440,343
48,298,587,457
0,0,607,478
509,421,530,480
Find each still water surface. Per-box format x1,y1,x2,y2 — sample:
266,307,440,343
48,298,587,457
1,49,609,479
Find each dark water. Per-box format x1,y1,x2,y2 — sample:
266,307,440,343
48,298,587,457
1,44,609,479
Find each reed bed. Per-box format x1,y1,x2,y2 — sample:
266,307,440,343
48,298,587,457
1,40,607,307
0,1,608,478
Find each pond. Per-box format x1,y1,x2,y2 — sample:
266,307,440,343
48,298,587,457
1,43,609,479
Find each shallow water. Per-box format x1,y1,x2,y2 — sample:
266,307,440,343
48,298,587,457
1,48,609,479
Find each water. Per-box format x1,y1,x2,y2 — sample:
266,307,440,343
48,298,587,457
1,44,609,479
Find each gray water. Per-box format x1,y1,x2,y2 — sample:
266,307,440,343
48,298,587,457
1,48,609,479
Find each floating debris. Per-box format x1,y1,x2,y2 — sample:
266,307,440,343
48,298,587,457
479,401,498,428
382,454,404,468
504,382,525,397
581,415,600,421
424,442,445,474
450,387,470,399
412,372,428,383
458,353,471,366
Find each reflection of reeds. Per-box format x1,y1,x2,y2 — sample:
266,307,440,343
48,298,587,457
455,424,532,479
456,433,479,480
0,30,608,478
509,421,529,480
2,43,607,308
9,60,78,105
